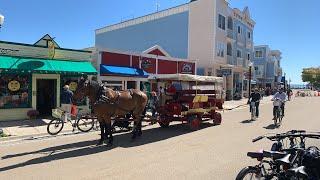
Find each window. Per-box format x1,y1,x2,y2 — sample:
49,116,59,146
247,32,251,39
218,14,226,30
247,53,250,60
255,50,263,58
237,50,242,58
237,26,242,34
227,43,232,56
0,74,31,109
227,17,233,30
217,42,225,57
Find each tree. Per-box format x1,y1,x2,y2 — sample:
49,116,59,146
302,67,320,88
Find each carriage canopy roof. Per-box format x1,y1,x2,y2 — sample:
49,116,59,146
149,74,223,83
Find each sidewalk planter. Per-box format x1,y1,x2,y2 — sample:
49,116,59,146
27,109,39,120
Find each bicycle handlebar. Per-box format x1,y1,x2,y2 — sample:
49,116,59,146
252,130,320,143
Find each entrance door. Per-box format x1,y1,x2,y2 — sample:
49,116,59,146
36,79,56,116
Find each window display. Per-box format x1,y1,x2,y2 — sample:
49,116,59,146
0,74,31,108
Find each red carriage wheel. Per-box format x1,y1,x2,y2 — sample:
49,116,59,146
213,112,222,125
158,115,170,128
189,116,201,131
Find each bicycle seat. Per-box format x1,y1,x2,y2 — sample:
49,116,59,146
247,151,264,159
263,150,287,159
275,154,291,164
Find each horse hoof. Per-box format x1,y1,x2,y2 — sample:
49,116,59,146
96,140,104,146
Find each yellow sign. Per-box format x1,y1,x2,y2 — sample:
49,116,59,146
48,41,55,59
69,82,78,91
8,80,21,92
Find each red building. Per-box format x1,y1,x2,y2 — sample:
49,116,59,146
96,45,196,90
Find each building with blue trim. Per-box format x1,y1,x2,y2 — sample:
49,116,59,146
95,0,255,100
253,45,282,89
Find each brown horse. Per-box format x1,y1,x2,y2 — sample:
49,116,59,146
73,78,148,146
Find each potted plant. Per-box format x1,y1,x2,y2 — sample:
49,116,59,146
27,109,39,120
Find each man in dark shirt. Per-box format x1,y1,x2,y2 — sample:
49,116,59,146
61,85,74,121
248,88,261,117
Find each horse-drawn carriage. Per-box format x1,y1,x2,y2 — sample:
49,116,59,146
149,74,224,130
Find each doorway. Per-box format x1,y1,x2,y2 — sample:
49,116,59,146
36,79,56,116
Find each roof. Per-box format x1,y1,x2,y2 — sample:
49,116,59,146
149,74,223,83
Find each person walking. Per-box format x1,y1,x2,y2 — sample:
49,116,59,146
248,88,261,118
61,84,73,121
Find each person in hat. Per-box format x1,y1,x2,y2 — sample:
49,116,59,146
61,84,74,121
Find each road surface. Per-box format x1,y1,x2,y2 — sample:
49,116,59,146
1,97,319,180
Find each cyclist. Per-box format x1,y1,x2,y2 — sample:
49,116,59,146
248,88,261,118
272,88,287,120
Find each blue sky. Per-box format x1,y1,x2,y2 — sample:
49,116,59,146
0,0,319,84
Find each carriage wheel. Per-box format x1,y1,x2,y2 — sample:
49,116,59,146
189,116,201,131
213,112,222,125
158,115,170,128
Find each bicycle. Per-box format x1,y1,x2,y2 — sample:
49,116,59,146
47,107,97,135
250,101,258,121
273,98,284,127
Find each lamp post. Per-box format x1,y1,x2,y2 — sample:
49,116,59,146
248,61,253,96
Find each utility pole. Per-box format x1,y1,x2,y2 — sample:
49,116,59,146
156,1,160,12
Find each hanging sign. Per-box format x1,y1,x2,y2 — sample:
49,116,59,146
8,80,21,92
48,41,55,59
181,63,193,74
69,82,78,91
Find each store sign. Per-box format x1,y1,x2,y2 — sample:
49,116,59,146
69,82,78,91
8,80,21,92
181,63,193,74
217,69,232,76
48,41,55,59
141,59,152,69
0,42,91,60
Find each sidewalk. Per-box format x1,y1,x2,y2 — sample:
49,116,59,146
223,96,272,110
0,118,75,142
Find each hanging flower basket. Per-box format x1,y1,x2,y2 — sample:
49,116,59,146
27,109,39,120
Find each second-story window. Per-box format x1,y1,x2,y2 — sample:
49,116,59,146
255,50,263,58
227,17,233,30
247,32,251,39
247,53,250,60
237,50,242,58
218,14,225,30
217,42,225,57
237,26,242,34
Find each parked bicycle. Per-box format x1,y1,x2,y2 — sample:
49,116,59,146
236,130,320,180
47,107,97,135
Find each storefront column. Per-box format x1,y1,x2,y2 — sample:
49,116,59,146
136,81,141,90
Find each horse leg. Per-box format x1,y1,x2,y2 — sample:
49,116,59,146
131,119,137,140
105,118,113,146
97,121,105,145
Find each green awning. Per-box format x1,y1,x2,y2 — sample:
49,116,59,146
0,55,97,75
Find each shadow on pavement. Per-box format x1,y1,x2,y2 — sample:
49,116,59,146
240,119,255,124
0,122,215,172
0,119,48,128
264,124,278,130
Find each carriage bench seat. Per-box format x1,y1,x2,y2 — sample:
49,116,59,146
181,107,217,116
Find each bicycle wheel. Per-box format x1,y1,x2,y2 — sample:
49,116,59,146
236,166,262,180
76,116,95,132
47,118,64,135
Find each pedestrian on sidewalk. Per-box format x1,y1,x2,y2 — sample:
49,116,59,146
248,88,261,118
61,84,73,122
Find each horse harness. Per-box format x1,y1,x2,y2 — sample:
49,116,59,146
95,85,134,113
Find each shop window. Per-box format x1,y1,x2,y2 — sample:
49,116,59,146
0,74,31,109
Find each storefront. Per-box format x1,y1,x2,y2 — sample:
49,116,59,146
96,46,196,92
0,35,97,121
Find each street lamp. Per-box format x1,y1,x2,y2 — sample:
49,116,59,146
248,61,253,95
0,14,4,28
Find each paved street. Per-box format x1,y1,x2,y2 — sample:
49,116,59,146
1,97,320,180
